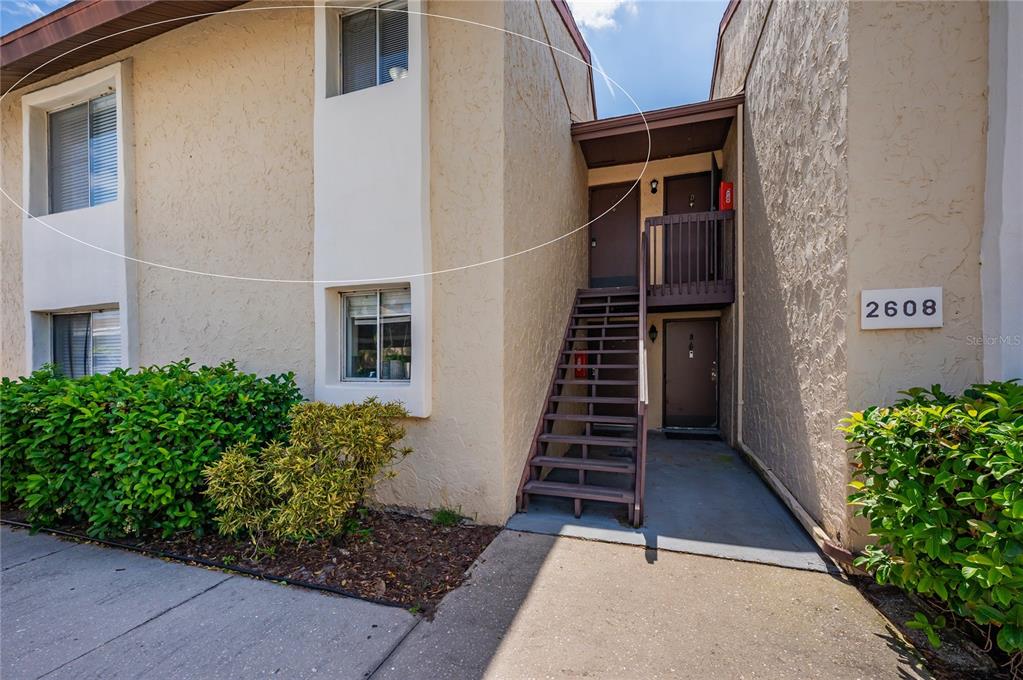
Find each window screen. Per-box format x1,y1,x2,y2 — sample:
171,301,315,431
340,1,408,94
48,92,117,213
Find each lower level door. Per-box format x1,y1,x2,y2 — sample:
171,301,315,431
663,319,718,428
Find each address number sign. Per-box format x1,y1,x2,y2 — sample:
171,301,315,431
860,287,943,330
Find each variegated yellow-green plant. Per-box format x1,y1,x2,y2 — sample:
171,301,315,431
203,399,411,545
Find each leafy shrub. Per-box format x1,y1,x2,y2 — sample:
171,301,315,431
0,361,301,538
842,380,1023,655
203,399,411,543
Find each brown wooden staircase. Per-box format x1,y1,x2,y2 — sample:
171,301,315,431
517,285,649,526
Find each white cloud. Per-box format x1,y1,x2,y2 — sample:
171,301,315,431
567,0,638,31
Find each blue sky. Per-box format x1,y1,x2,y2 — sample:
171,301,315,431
568,0,728,117
1,0,726,119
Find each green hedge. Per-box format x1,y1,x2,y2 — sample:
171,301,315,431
0,361,301,538
843,380,1023,654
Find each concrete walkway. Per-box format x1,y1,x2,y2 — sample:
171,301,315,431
1,526,928,679
508,434,829,571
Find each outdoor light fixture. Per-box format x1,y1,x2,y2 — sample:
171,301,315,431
648,324,658,343
650,179,659,194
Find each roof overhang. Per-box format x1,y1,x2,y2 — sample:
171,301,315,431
571,94,744,169
1,1,249,93
2,0,597,119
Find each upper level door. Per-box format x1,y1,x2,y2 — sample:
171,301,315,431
589,183,639,288
663,172,714,285
664,172,712,215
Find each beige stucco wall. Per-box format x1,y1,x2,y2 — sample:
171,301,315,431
500,0,593,515
373,0,509,522
131,4,315,391
376,0,593,524
846,1,987,407
718,0,852,544
2,0,593,525
715,0,989,549
1,97,24,377
1,2,316,390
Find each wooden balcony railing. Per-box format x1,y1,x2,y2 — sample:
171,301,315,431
643,210,735,308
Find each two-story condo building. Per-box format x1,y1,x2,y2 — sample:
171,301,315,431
2,0,1019,558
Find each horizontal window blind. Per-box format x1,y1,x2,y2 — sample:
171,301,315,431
89,93,118,206
340,1,408,94
48,103,90,213
89,310,121,375
341,8,376,94
52,313,91,379
47,92,118,213
51,310,121,378
378,1,409,84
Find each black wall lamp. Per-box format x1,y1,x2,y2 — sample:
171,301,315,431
650,179,659,194
648,324,658,343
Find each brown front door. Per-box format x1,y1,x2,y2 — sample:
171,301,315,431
663,172,714,285
663,318,718,428
664,172,712,214
589,183,639,287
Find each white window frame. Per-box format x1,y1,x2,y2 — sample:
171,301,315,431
336,0,409,95
340,287,412,383
21,62,129,218
48,307,121,377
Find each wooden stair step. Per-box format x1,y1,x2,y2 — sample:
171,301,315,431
550,395,636,404
556,378,636,386
557,363,637,370
522,480,635,504
561,349,637,355
539,433,637,447
529,455,635,473
568,323,637,330
578,286,639,293
544,413,638,424
577,292,639,299
574,302,640,309
572,314,634,321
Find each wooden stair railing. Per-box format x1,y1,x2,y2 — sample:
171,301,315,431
517,286,645,527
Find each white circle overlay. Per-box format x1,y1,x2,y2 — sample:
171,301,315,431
0,4,652,285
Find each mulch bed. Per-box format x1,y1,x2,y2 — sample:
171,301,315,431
1,508,500,614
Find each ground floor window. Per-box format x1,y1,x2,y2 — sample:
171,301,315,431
342,288,411,381
51,309,120,378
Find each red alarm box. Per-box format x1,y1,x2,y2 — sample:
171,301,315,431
719,181,734,211
574,352,588,379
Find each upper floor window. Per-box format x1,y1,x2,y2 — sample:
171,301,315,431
340,1,409,94
51,309,121,378
48,92,117,213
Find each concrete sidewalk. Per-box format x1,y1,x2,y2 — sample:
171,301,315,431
1,526,929,679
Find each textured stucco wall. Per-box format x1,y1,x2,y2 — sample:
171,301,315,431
711,0,772,99
131,5,315,391
0,99,24,377
846,1,987,407
721,0,852,543
500,0,593,515
372,0,509,523
1,2,316,390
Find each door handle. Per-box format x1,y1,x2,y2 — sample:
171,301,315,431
591,238,597,248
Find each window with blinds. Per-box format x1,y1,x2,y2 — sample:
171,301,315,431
340,1,409,94
342,288,411,381
51,310,121,378
48,92,118,213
